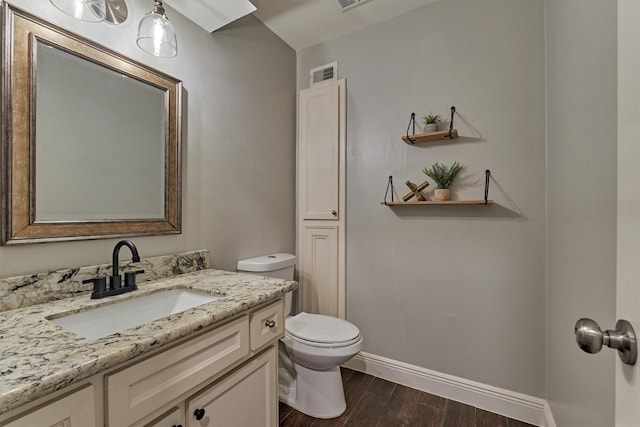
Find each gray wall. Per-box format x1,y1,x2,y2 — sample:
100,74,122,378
298,0,547,397
545,1,617,425
0,0,296,276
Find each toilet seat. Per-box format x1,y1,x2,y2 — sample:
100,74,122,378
285,312,361,348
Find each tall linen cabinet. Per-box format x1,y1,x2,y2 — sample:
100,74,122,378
297,79,346,319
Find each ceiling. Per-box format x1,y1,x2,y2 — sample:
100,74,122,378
250,0,441,51
163,0,256,32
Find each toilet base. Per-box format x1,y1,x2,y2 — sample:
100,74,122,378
279,363,346,419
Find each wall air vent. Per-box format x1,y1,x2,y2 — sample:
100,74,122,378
309,62,338,87
338,0,373,12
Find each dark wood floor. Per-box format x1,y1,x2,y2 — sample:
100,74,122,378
280,368,536,427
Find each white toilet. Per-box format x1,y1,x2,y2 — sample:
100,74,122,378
237,253,363,419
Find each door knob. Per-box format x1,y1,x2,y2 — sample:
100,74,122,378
332,210,337,217
574,318,637,365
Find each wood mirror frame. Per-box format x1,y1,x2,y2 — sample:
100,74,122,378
1,4,182,245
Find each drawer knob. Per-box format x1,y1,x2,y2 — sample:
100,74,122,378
172,425,183,427
265,320,276,328
194,408,206,420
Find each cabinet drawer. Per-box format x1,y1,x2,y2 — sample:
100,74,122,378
250,300,284,351
107,316,249,427
3,385,96,427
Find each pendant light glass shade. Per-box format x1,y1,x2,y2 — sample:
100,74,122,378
136,1,177,58
49,0,107,22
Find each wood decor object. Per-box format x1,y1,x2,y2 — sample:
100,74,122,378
403,181,430,201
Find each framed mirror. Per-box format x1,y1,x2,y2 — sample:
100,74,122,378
1,4,182,245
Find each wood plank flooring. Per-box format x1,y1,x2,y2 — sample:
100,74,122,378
279,368,536,427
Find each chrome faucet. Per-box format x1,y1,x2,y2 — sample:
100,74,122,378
83,240,144,299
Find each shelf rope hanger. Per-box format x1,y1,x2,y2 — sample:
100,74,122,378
384,176,395,205
446,106,456,139
406,113,417,144
484,169,491,204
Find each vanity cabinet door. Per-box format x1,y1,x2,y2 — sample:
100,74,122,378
3,385,96,427
186,346,277,427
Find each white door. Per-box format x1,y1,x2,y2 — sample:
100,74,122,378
299,82,341,220
616,1,640,424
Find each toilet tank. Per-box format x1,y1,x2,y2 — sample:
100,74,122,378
237,253,296,280
237,253,296,314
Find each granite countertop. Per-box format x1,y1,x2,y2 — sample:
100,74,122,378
0,269,297,415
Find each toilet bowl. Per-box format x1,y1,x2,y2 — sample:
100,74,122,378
285,312,363,370
237,253,363,419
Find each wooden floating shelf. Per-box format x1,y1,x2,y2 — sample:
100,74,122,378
402,129,459,145
381,200,493,206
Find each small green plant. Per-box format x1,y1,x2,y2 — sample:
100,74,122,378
422,161,463,189
423,113,441,125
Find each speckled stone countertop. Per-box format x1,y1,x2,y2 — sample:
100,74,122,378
0,269,297,415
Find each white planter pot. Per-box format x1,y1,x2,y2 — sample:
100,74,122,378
422,123,438,133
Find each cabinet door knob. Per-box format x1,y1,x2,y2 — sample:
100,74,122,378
194,408,206,420
332,210,337,216
265,320,276,328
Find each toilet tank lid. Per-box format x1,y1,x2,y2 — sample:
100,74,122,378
237,253,296,272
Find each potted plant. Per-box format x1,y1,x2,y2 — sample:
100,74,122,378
422,113,440,133
422,161,463,201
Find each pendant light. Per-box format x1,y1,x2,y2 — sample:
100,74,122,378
49,0,107,22
136,0,177,58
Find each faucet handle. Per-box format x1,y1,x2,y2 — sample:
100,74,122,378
83,277,107,299
124,270,145,289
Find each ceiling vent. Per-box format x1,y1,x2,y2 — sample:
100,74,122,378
338,0,373,12
309,62,338,86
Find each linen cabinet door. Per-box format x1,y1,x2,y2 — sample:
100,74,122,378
299,81,341,221
301,223,340,317
186,347,277,427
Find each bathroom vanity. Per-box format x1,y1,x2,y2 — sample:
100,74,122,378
0,262,295,427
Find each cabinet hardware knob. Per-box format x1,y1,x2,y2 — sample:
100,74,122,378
265,320,276,328
194,408,206,420
332,210,337,216
172,425,183,427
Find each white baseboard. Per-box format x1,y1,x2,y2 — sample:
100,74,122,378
343,352,556,427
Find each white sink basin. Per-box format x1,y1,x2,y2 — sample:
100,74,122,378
50,289,220,339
